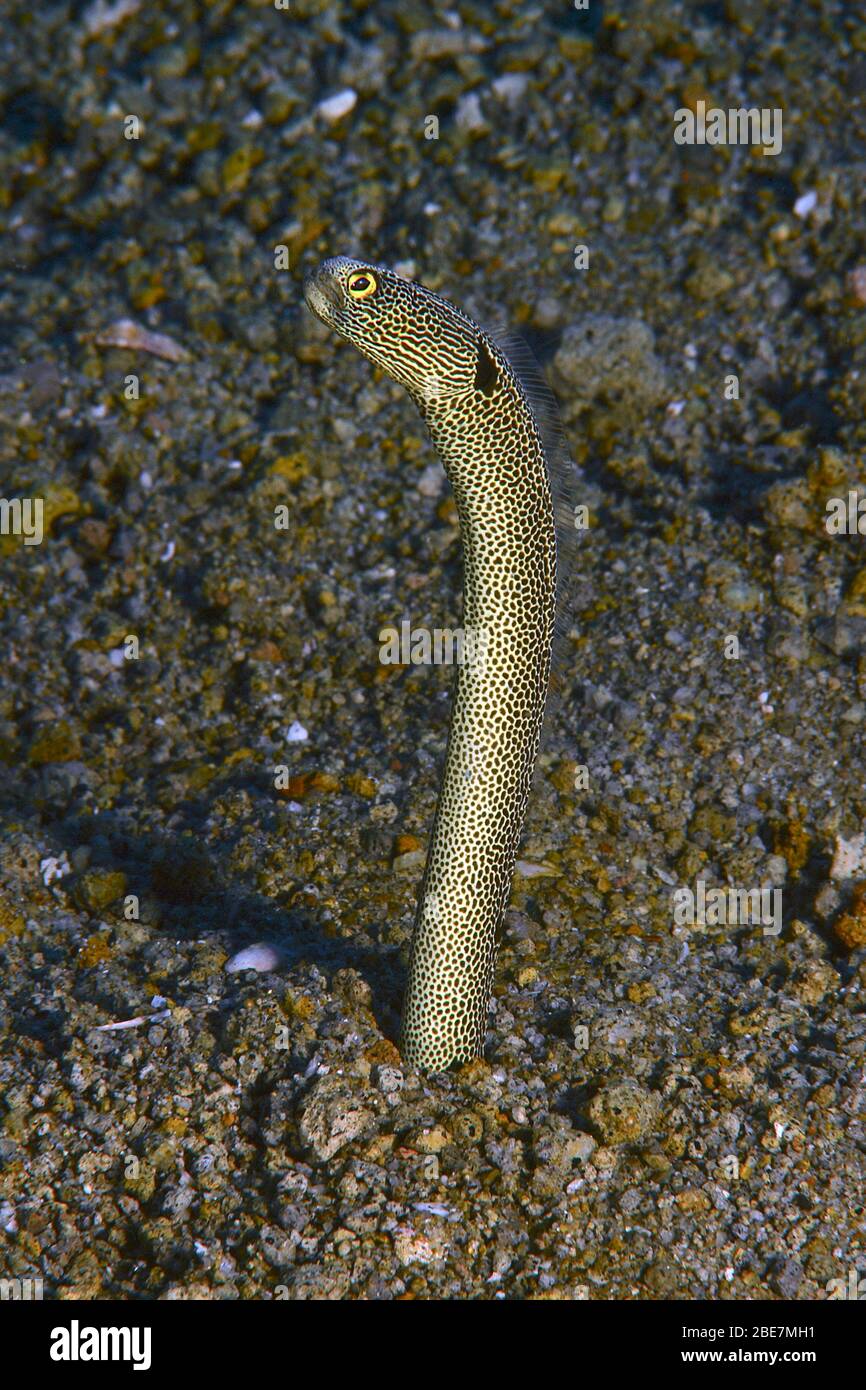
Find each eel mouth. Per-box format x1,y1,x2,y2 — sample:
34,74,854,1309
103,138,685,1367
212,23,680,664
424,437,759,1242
303,269,343,325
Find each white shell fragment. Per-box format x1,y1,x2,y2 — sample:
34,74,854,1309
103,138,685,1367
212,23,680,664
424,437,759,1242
225,943,283,974
316,89,357,124
94,318,189,362
93,1010,170,1033
40,854,72,886
830,832,866,881
515,859,559,878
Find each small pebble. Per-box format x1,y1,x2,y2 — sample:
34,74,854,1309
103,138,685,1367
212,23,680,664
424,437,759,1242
316,89,357,124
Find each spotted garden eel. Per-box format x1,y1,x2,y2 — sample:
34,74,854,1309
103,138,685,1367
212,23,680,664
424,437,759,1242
304,257,574,1072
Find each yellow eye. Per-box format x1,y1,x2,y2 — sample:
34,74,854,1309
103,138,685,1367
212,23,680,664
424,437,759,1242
347,270,377,300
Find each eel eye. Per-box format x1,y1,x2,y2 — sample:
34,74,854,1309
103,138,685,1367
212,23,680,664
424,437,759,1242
347,270,377,300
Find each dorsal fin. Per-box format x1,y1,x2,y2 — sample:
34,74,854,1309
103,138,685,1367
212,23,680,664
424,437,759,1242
483,322,585,747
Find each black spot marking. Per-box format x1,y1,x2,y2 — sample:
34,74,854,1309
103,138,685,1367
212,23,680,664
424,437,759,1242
474,336,499,396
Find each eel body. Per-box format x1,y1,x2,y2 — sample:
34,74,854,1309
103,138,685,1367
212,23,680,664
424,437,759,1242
304,257,559,1072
